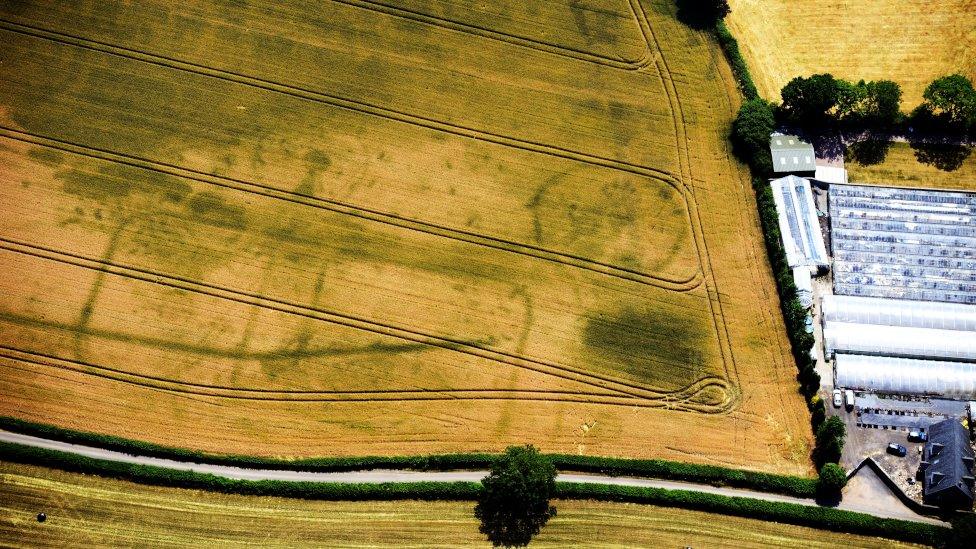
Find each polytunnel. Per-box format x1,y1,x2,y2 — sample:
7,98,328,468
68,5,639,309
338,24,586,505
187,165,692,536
835,354,976,399
821,294,976,331
823,322,976,362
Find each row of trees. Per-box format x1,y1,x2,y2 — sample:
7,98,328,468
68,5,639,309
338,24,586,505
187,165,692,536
780,73,976,134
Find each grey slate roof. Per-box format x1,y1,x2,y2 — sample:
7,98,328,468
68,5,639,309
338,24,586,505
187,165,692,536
921,419,975,508
770,134,816,173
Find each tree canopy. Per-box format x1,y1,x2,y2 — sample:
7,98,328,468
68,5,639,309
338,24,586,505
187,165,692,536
675,0,731,29
475,445,557,547
922,74,976,128
813,416,846,466
781,74,840,124
731,98,775,174
816,463,848,500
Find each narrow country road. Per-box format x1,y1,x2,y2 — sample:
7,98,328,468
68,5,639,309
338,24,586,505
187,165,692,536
0,430,947,526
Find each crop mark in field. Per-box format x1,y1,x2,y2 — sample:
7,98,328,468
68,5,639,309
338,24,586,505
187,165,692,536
0,21,681,187
629,0,740,390
0,129,703,292
0,237,730,405
0,345,737,413
329,0,655,70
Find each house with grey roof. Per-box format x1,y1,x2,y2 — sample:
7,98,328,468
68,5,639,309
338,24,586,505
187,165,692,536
770,133,816,174
920,419,975,509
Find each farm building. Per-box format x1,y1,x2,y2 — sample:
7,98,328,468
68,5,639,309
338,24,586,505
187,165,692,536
770,175,829,270
835,354,976,399
920,419,975,509
822,294,976,331
829,184,976,305
770,133,816,174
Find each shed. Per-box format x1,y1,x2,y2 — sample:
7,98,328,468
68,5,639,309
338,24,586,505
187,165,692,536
920,419,975,509
770,133,816,173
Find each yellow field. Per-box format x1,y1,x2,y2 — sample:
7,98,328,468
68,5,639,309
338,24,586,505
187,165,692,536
0,0,811,472
0,462,918,548
848,142,976,191
726,0,976,107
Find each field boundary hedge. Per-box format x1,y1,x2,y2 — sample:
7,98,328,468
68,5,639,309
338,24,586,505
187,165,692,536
0,416,817,497
0,441,947,546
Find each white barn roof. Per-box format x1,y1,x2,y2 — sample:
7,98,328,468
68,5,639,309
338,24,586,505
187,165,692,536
771,176,829,269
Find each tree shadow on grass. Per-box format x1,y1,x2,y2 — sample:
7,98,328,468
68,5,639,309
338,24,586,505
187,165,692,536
909,140,972,172
846,139,893,166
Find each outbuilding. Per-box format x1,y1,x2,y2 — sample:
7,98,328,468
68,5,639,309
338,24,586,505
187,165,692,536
770,133,816,174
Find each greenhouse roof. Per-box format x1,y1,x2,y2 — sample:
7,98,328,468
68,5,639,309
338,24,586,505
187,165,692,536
836,354,976,399
822,294,976,331
823,321,976,362
829,184,976,304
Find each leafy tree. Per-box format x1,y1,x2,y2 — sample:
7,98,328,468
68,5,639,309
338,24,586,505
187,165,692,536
814,416,846,466
834,79,866,120
475,445,557,547
781,74,840,124
675,0,731,29
731,98,775,174
817,463,848,499
862,80,902,125
922,74,976,127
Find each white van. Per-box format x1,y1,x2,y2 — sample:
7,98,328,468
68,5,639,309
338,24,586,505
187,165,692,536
844,390,855,411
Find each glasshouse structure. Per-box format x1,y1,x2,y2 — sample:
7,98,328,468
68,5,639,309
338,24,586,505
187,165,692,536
829,184,976,305
822,294,976,331
772,175,829,270
836,354,976,400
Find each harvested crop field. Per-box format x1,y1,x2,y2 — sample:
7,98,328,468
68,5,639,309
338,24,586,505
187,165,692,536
0,462,918,548
847,141,976,191
726,0,976,107
0,0,811,473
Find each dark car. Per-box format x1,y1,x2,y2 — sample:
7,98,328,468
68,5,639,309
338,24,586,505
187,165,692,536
908,430,928,442
887,443,908,457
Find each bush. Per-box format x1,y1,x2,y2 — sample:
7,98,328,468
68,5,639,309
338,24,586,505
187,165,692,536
675,0,731,30
714,22,758,100
732,99,776,175
814,417,846,466
817,463,848,500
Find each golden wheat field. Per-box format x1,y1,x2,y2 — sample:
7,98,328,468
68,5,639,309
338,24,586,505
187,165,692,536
847,141,976,191
0,0,811,473
727,0,976,107
0,462,918,549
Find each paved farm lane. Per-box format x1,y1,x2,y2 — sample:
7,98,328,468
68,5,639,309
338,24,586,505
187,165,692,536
0,430,946,526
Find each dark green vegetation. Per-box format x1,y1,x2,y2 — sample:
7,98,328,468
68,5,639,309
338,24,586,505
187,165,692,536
780,73,904,128
920,74,976,130
817,463,848,501
0,440,948,547
556,482,948,547
0,417,819,497
475,445,557,547
814,416,846,467
675,0,731,29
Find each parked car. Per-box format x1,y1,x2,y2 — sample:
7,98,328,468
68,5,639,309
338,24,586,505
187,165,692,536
887,443,908,457
832,389,843,408
844,390,855,411
908,430,928,442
